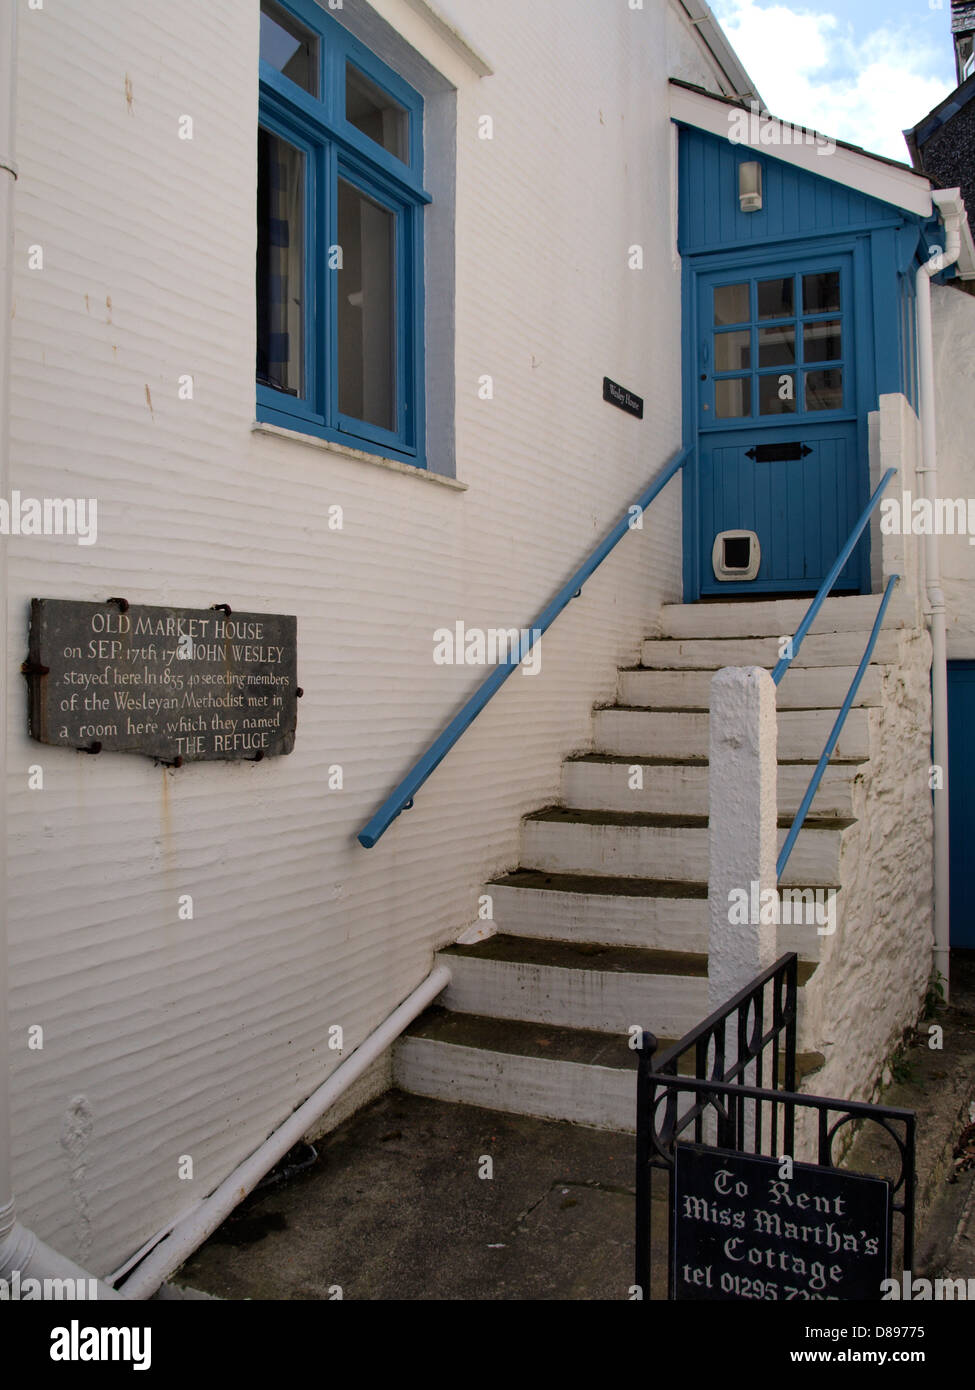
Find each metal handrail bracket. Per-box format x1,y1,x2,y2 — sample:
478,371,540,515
357,444,691,847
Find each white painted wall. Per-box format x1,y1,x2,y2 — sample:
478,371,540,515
5,0,731,1274
932,282,975,659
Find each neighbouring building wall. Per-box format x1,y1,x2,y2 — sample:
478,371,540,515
932,281,975,658
5,0,729,1274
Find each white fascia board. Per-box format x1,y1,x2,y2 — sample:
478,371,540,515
670,82,933,220
676,0,762,104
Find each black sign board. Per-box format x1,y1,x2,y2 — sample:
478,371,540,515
603,377,644,419
672,1143,891,1301
25,599,297,763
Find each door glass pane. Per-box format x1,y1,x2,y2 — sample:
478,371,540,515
803,319,842,363
805,368,843,411
347,65,409,163
803,271,840,314
759,373,796,414
337,179,396,431
256,127,305,397
260,0,319,96
715,330,750,372
758,324,795,367
757,277,794,320
714,283,749,326
715,377,750,418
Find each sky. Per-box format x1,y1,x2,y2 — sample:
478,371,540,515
710,0,960,161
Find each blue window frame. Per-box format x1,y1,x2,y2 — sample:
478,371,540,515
257,0,430,466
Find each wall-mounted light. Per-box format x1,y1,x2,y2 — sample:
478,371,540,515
738,161,762,213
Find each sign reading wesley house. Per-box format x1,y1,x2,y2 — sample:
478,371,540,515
672,1144,892,1301
25,599,298,763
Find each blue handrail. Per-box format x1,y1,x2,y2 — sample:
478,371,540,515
357,445,691,847
776,574,900,880
771,467,898,686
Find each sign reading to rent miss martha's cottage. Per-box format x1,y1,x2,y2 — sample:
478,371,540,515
25,599,297,763
672,1144,892,1302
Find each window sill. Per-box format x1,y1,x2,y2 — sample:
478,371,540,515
252,421,468,491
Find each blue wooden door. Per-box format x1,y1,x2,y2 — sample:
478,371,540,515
695,252,866,595
948,662,975,949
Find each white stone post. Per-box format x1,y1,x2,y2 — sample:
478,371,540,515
708,667,779,1012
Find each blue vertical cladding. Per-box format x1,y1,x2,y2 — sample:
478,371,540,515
679,125,916,254
948,662,975,947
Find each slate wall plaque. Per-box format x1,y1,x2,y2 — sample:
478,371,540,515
672,1143,892,1301
603,376,644,418
25,599,297,763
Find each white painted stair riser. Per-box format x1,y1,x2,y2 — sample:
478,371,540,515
592,706,874,760
437,950,707,1036
520,818,846,885
618,665,883,710
560,759,859,819
640,630,903,670
655,595,910,641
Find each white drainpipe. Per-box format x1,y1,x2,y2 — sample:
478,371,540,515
0,0,124,1300
916,189,963,1002
117,963,451,1299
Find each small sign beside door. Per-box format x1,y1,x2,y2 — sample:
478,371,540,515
603,377,644,419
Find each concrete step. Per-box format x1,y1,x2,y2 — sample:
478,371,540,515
655,595,911,642
436,935,709,1036
618,665,883,711
561,755,861,819
520,808,849,887
640,630,904,670
592,706,874,761
394,1009,640,1132
394,1008,826,1133
485,869,834,959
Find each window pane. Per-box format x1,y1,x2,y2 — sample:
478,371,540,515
346,64,409,163
338,179,396,431
715,377,750,418
714,283,749,326
757,277,794,320
803,319,842,363
759,373,796,414
715,330,750,372
260,0,318,96
758,324,795,367
256,127,305,397
803,271,840,314
805,368,843,411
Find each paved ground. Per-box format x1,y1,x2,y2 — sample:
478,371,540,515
178,1091,669,1301
174,952,975,1302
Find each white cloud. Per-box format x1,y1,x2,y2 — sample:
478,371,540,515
712,0,954,160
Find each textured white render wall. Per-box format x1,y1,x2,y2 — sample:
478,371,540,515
798,627,934,1110
932,282,975,659
795,393,933,1108
5,0,720,1273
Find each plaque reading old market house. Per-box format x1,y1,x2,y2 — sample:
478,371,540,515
672,1144,892,1301
25,599,298,763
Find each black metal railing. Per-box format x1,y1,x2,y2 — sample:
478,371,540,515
635,954,916,1301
